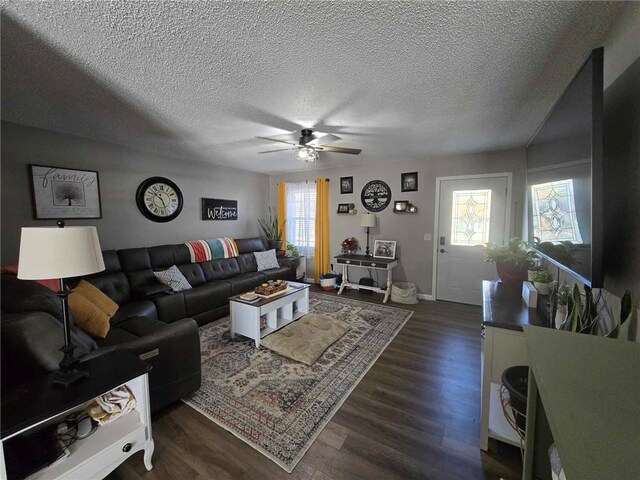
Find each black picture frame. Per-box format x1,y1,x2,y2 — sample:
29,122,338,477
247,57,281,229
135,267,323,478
394,200,408,212
337,203,350,213
340,176,353,194
29,164,102,219
401,172,418,192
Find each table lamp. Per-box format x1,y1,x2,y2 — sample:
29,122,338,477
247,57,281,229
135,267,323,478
18,222,105,386
360,213,377,257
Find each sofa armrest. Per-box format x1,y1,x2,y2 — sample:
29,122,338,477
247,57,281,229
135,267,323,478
278,256,301,271
83,317,201,411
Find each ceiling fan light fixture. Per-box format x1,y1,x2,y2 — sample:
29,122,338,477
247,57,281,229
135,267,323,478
294,145,319,163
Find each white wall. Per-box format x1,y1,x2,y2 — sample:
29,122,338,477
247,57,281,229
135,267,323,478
1,122,270,263
270,148,526,296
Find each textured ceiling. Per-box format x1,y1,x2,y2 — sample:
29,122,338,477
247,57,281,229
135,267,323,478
1,1,626,173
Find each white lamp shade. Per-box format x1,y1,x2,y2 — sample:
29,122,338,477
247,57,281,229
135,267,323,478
360,213,376,228
17,226,105,280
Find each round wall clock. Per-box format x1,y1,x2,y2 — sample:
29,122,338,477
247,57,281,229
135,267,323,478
136,177,183,223
361,180,392,212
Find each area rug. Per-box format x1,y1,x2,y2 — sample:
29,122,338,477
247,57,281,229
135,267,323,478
183,293,413,472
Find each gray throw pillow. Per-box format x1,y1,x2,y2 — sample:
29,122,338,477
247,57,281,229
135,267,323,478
153,265,192,292
254,249,280,271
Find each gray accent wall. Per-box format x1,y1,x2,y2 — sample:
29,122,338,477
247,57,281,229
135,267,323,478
270,148,526,296
1,122,269,263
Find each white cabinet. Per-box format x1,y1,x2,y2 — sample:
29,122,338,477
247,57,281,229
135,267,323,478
1,352,153,480
480,325,528,450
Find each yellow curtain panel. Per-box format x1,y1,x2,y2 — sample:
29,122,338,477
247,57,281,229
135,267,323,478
277,181,286,246
314,177,330,283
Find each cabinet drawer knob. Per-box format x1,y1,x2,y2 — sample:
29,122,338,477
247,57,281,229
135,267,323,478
345,260,351,264
123,443,132,453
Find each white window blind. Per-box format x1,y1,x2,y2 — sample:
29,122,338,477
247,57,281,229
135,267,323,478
285,181,316,257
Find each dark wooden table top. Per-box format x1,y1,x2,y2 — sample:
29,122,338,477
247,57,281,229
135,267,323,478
1,351,151,439
482,280,551,331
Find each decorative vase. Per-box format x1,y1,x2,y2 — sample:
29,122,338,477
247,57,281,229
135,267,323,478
496,261,528,283
534,282,551,295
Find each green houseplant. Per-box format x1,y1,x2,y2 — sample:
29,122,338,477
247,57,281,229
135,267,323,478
484,237,537,283
550,284,634,338
257,207,285,250
285,242,299,257
531,270,553,295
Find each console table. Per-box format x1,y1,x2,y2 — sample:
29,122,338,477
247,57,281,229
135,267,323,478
480,280,550,451
335,254,398,303
1,351,153,480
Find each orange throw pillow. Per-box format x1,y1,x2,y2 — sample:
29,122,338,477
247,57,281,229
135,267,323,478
73,280,118,318
68,292,110,338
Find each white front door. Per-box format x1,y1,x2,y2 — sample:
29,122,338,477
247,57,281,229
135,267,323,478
435,175,510,305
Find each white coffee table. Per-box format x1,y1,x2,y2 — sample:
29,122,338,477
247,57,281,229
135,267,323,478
229,282,310,347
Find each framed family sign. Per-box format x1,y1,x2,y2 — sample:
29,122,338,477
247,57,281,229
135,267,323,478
29,165,102,219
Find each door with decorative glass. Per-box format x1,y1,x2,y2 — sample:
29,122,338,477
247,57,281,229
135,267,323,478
435,175,510,305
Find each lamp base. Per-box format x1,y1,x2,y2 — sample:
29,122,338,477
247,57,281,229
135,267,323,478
53,367,89,387
54,343,89,387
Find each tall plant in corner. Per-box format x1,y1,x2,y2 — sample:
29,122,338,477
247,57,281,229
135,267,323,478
258,207,285,251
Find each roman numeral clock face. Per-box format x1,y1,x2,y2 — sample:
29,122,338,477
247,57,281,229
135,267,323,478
361,180,392,212
136,177,184,222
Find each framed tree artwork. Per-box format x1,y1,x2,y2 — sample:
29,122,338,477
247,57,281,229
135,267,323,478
401,172,418,192
29,164,102,219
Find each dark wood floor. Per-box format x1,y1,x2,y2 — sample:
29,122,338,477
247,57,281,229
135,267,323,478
107,287,522,480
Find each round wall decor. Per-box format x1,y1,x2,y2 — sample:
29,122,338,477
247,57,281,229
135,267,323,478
136,177,183,222
361,180,391,212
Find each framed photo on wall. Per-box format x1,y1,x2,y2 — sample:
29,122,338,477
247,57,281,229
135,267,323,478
340,176,353,194
337,203,350,214
401,172,418,192
29,164,102,219
373,240,397,259
394,200,408,212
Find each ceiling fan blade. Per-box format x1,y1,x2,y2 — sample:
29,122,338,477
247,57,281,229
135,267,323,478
317,145,362,155
308,132,341,146
256,136,298,146
258,147,295,154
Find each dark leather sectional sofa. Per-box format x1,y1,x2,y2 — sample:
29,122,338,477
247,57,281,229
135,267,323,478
1,237,296,412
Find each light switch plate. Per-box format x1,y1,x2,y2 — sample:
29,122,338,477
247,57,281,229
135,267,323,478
424,233,432,241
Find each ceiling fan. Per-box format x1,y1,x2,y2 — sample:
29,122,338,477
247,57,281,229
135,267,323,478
257,128,362,162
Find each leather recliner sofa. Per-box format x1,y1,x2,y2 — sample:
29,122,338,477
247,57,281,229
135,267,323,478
1,237,297,412
92,237,296,325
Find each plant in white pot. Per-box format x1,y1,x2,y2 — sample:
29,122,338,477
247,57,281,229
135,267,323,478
531,270,554,295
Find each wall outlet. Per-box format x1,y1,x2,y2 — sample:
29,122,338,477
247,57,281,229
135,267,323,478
424,233,432,241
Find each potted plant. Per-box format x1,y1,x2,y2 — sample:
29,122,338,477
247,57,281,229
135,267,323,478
528,263,545,281
257,207,285,251
551,284,634,338
531,270,553,295
484,237,537,283
285,242,299,257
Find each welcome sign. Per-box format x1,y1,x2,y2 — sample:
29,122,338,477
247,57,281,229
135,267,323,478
202,198,238,220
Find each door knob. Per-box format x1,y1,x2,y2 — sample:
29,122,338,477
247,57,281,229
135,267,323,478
439,248,447,253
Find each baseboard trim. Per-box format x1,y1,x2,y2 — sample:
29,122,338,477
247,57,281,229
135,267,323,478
417,293,435,301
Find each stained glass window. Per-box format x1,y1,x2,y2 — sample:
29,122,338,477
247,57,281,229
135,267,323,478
451,189,492,246
530,179,582,244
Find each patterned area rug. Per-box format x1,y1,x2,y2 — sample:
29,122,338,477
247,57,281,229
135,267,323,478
183,293,413,472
